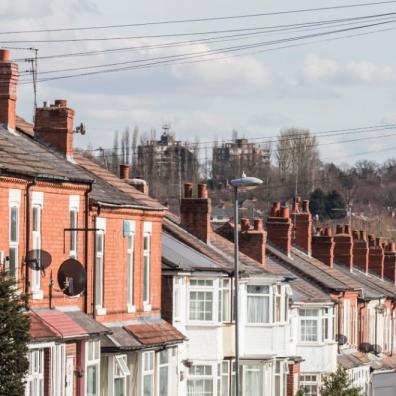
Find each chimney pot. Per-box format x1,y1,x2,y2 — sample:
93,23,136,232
360,230,367,241
198,183,208,199
352,230,359,240
280,206,290,219
184,183,193,198
254,219,263,231
344,225,351,235
241,218,250,232
387,242,396,252
302,200,310,213
376,237,381,246
0,49,10,62
336,225,343,234
119,164,130,180
271,202,281,216
54,99,67,108
324,227,332,237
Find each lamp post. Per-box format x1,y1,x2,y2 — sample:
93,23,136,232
230,174,263,396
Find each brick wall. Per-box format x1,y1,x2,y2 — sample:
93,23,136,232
161,275,174,324
287,361,300,396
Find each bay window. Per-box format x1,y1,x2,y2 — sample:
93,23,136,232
113,355,130,396
189,279,214,322
299,308,333,343
274,360,288,396
247,285,270,324
142,351,154,396
86,340,100,396
26,349,44,396
243,365,263,395
187,365,213,396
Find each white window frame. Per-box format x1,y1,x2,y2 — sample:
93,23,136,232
157,349,170,396
187,364,214,396
299,374,319,396
219,278,231,323
125,220,136,313
188,279,215,323
86,340,100,396
243,364,264,395
246,285,271,324
173,277,183,322
142,351,154,396
217,361,229,396
69,195,79,259
143,222,152,309
95,217,106,315
25,349,44,396
299,308,321,343
52,344,65,396
112,354,130,396
31,193,43,299
274,360,288,396
9,189,21,280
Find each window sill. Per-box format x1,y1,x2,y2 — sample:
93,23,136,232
32,289,44,300
95,306,107,316
127,305,136,313
143,304,151,312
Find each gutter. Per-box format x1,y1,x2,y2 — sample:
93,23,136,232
95,200,164,212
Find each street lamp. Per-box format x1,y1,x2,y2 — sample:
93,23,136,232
230,173,263,396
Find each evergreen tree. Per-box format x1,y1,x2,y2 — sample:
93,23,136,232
321,367,363,396
0,270,30,396
309,188,327,219
326,190,347,219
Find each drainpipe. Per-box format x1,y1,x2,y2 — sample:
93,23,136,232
359,302,367,349
83,183,92,314
25,178,36,301
374,298,381,355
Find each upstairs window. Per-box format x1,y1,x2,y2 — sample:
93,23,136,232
9,190,20,279
124,220,136,309
31,204,42,293
218,278,231,323
247,285,270,324
143,222,152,306
189,279,214,322
299,309,319,342
69,209,78,259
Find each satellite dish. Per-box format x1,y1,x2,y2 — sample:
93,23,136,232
359,343,374,353
335,334,348,346
57,259,86,297
25,250,52,271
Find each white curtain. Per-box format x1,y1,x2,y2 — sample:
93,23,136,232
247,296,269,323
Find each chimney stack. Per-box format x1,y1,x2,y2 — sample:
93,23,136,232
34,99,75,159
312,227,335,267
333,224,353,270
0,49,19,132
352,230,369,273
180,183,212,243
368,237,384,278
119,164,130,180
266,202,292,256
291,197,312,254
384,243,396,285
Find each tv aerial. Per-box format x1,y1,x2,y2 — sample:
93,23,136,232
74,122,86,135
57,259,86,297
25,250,52,273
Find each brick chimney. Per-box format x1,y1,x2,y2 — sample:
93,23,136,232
34,100,75,159
216,218,267,266
180,183,212,243
312,227,334,267
119,164,130,179
266,202,292,256
291,197,312,254
352,230,369,273
0,49,18,131
333,224,353,270
384,243,396,285
368,236,384,278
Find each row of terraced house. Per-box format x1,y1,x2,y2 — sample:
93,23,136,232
1,49,396,396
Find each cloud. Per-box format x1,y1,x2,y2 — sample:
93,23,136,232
346,60,396,83
301,53,340,82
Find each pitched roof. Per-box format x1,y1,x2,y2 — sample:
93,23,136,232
0,127,92,183
74,153,164,210
29,312,60,342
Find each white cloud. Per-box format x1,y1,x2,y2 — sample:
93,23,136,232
301,53,340,82
346,60,396,83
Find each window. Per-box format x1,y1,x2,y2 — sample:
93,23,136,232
174,277,183,322
243,365,263,395
9,204,19,278
127,233,135,307
142,351,154,396
189,279,214,322
218,279,231,322
32,205,42,293
217,361,229,396
113,355,129,396
247,285,270,324
86,340,100,396
299,309,319,342
274,285,282,322
274,360,288,396
158,349,169,396
299,374,319,396
187,365,213,396
143,233,151,305
69,209,78,258
95,231,104,308
52,344,65,396
26,350,44,396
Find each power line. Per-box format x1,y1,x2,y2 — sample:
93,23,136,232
1,0,396,35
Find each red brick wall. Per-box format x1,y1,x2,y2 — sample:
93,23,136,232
287,361,300,396
0,52,18,131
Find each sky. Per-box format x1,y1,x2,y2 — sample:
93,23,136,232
2,0,396,165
